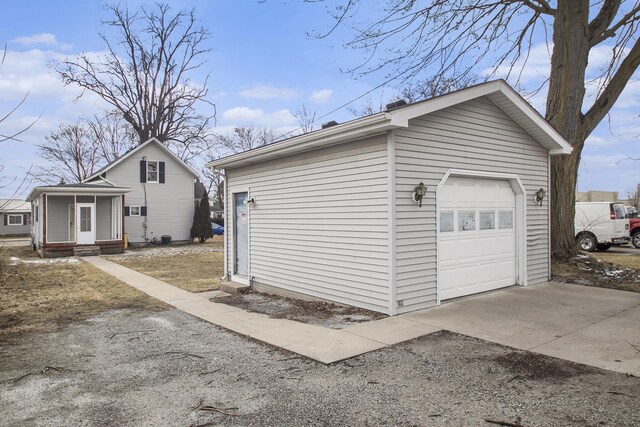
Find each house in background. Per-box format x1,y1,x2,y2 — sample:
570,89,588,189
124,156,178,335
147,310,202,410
27,184,130,257
83,137,198,244
0,199,31,236
207,80,572,315
576,190,619,202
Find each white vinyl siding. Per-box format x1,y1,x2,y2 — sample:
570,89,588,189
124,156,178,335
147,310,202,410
394,96,549,313
226,136,390,313
103,142,195,243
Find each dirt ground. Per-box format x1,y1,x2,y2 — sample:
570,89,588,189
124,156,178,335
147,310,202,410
106,237,224,293
552,253,640,293
0,247,166,340
1,308,638,427
215,292,386,329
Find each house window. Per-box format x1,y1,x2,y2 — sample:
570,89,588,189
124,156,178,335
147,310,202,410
499,211,513,229
7,214,23,225
479,211,495,230
147,161,158,183
439,212,454,232
458,211,476,231
130,206,141,216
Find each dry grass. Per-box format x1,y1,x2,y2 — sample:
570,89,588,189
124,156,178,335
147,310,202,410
589,252,640,270
0,247,167,341
110,241,224,293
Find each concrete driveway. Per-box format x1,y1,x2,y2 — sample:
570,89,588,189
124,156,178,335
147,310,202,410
403,281,640,376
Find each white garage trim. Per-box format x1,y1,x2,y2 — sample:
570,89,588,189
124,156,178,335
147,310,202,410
435,169,527,305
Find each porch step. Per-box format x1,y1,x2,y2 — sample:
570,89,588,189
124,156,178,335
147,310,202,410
219,281,250,294
73,245,102,257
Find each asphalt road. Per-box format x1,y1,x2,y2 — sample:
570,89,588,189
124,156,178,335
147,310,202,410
606,244,640,255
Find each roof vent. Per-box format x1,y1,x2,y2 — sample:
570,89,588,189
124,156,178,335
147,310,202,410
385,99,407,111
321,120,339,129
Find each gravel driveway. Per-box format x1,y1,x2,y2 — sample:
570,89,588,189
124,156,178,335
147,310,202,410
1,308,638,426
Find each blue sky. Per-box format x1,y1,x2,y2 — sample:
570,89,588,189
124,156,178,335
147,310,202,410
0,1,639,199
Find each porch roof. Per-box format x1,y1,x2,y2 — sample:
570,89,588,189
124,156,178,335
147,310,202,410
26,184,131,202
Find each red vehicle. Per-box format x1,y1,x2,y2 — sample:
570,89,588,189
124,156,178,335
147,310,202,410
630,217,640,248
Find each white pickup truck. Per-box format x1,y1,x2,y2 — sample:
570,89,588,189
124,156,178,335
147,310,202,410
574,202,630,252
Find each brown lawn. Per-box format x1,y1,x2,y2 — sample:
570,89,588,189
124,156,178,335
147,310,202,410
0,245,167,340
108,237,224,293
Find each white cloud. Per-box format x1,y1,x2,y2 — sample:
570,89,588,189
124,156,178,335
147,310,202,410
309,89,333,103
221,106,297,128
10,33,72,50
239,85,297,100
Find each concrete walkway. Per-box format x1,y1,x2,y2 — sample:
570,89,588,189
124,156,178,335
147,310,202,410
84,256,640,374
403,282,640,376
82,257,440,364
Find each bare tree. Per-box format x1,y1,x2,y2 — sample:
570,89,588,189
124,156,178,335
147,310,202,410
0,45,37,196
55,3,215,156
34,122,102,184
85,111,137,163
216,127,282,155
313,0,640,259
201,166,224,209
294,104,317,134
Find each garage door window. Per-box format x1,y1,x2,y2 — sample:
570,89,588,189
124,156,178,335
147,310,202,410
479,211,495,230
440,212,454,232
458,211,476,231
499,211,513,229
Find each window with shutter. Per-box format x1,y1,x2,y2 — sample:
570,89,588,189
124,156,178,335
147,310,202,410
140,160,147,183
159,162,165,184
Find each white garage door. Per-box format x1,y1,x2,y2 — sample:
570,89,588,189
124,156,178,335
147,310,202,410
438,177,517,300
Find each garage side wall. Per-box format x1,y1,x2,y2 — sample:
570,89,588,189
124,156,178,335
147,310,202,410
225,136,390,313
394,96,549,314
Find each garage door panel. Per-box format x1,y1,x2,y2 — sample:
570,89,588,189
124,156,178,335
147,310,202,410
438,177,517,301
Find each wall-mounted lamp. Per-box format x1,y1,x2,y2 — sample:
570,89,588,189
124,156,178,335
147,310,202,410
245,197,256,208
535,188,546,206
412,182,427,208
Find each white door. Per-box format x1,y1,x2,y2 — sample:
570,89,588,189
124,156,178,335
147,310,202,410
438,177,516,300
76,203,96,245
233,192,249,283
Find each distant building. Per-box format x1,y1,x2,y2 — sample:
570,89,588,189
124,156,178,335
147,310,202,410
576,191,619,203
0,199,31,236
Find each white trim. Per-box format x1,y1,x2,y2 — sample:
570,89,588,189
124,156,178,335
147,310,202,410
206,80,572,171
129,206,141,216
230,189,250,286
76,203,96,245
386,130,397,316
435,169,527,305
548,152,552,281
223,171,228,280
83,137,198,182
146,160,159,183
6,214,24,226
27,186,131,202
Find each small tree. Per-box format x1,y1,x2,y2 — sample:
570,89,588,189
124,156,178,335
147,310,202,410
191,192,213,243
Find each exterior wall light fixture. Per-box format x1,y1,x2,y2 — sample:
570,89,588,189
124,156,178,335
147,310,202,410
412,182,427,208
535,188,546,206
245,197,256,208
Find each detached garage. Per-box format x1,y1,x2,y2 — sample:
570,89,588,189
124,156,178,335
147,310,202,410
207,80,572,315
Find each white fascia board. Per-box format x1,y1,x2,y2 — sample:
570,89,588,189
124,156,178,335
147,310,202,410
83,137,198,182
27,186,132,201
493,85,573,155
206,113,392,170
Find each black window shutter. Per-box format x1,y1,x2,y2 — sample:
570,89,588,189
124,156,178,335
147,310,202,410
159,162,165,184
140,160,147,183
124,206,130,216
23,214,28,225
3,215,6,226
141,206,147,216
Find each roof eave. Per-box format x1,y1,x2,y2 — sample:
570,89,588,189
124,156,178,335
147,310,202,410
206,113,391,170
27,186,132,202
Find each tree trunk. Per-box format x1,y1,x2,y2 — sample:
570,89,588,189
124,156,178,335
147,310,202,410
546,0,590,261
